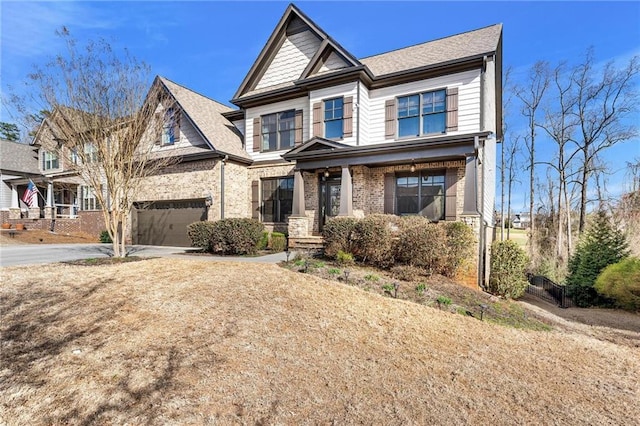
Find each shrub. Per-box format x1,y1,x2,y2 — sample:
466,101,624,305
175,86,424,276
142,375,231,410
187,221,216,251
566,211,629,307
269,232,287,252
395,216,447,275
390,265,426,282
488,240,529,299
99,230,112,244
209,218,265,255
257,231,269,250
594,257,640,311
441,221,475,278
323,217,358,258
351,214,399,267
336,250,354,266
436,295,452,308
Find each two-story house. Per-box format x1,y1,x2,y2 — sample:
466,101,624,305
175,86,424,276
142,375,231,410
224,4,502,286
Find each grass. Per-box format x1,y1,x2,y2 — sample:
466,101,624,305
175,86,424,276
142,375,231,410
1,258,639,424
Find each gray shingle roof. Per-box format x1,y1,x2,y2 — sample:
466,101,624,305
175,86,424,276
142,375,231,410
159,77,251,162
0,139,40,175
360,24,502,77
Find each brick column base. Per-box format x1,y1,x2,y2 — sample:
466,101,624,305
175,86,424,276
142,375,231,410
9,208,21,220
44,207,55,219
28,208,41,219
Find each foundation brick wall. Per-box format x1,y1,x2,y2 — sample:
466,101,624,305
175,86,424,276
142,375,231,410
0,210,105,237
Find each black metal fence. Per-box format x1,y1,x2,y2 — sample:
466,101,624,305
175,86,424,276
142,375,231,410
526,274,574,308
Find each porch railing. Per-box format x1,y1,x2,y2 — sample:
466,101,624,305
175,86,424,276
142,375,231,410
55,204,78,219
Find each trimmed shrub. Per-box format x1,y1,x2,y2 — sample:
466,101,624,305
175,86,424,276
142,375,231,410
594,257,640,311
323,217,358,258
351,214,399,267
270,232,287,252
567,211,629,307
99,230,112,244
395,216,447,275
441,221,475,278
488,240,529,299
187,221,217,251
210,218,265,255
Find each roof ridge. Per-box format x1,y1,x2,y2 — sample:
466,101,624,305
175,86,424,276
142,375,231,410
359,23,502,61
159,76,235,111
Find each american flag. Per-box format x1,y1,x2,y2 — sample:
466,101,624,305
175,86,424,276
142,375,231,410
21,180,38,208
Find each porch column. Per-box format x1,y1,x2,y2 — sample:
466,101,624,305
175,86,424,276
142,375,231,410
338,165,353,216
10,185,19,208
44,182,55,219
9,185,20,219
288,168,309,238
291,168,306,217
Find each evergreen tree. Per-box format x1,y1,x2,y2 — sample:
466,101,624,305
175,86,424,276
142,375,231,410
566,211,629,307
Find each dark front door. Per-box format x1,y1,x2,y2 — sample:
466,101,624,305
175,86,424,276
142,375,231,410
319,175,341,231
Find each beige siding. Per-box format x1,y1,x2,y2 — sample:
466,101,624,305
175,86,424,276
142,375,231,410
255,30,321,90
357,82,370,145
309,81,359,145
149,103,210,154
367,69,482,144
317,51,349,74
481,136,497,225
232,119,245,138
245,96,309,162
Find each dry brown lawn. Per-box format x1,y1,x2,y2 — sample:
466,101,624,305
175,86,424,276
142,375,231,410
0,229,98,245
1,258,639,425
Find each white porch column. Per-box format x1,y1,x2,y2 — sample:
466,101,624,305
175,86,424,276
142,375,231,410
46,182,53,207
338,165,353,216
10,185,19,208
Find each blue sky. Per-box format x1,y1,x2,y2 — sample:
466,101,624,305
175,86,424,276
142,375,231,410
1,1,639,209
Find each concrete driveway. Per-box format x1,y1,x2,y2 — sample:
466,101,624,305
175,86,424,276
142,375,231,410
0,244,291,267
0,244,191,267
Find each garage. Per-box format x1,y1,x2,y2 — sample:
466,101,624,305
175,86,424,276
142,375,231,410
135,199,207,247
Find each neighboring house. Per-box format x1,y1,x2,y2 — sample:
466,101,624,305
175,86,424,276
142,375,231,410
512,212,531,229
0,139,41,222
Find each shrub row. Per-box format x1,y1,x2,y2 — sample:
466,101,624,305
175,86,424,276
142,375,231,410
323,214,475,278
188,220,288,255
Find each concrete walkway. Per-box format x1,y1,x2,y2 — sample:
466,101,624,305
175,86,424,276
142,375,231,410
168,250,293,264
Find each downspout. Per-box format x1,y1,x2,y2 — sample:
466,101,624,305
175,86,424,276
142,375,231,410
356,80,361,146
220,155,228,219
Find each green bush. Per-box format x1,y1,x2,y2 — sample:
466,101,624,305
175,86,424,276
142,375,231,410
395,216,447,275
187,221,216,251
269,232,287,252
594,257,640,311
566,211,629,307
209,218,265,255
336,250,354,266
441,221,475,278
488,240,529,299
351,214,399,267
99,230,112,244
323,217,358,258
257,231,269,250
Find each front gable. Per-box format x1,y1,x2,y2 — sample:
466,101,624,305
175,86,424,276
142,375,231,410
282,136,350,160
232,4,361,103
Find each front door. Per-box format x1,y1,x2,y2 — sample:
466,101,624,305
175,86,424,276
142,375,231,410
319,175,341,231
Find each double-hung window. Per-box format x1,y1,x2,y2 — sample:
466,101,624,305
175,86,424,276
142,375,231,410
261,177,294,222
80,185,101,211
397,89,446,137
396,171,445,221
324,97,343,139
84,143,98,163
262,110,295,151
43,150,59,170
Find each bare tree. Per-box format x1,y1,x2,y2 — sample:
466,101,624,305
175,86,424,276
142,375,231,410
570,50,640,233
539,62,578,265
504,135,520,240
15,29,176,257
499,66,514,241
515,61,550,258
